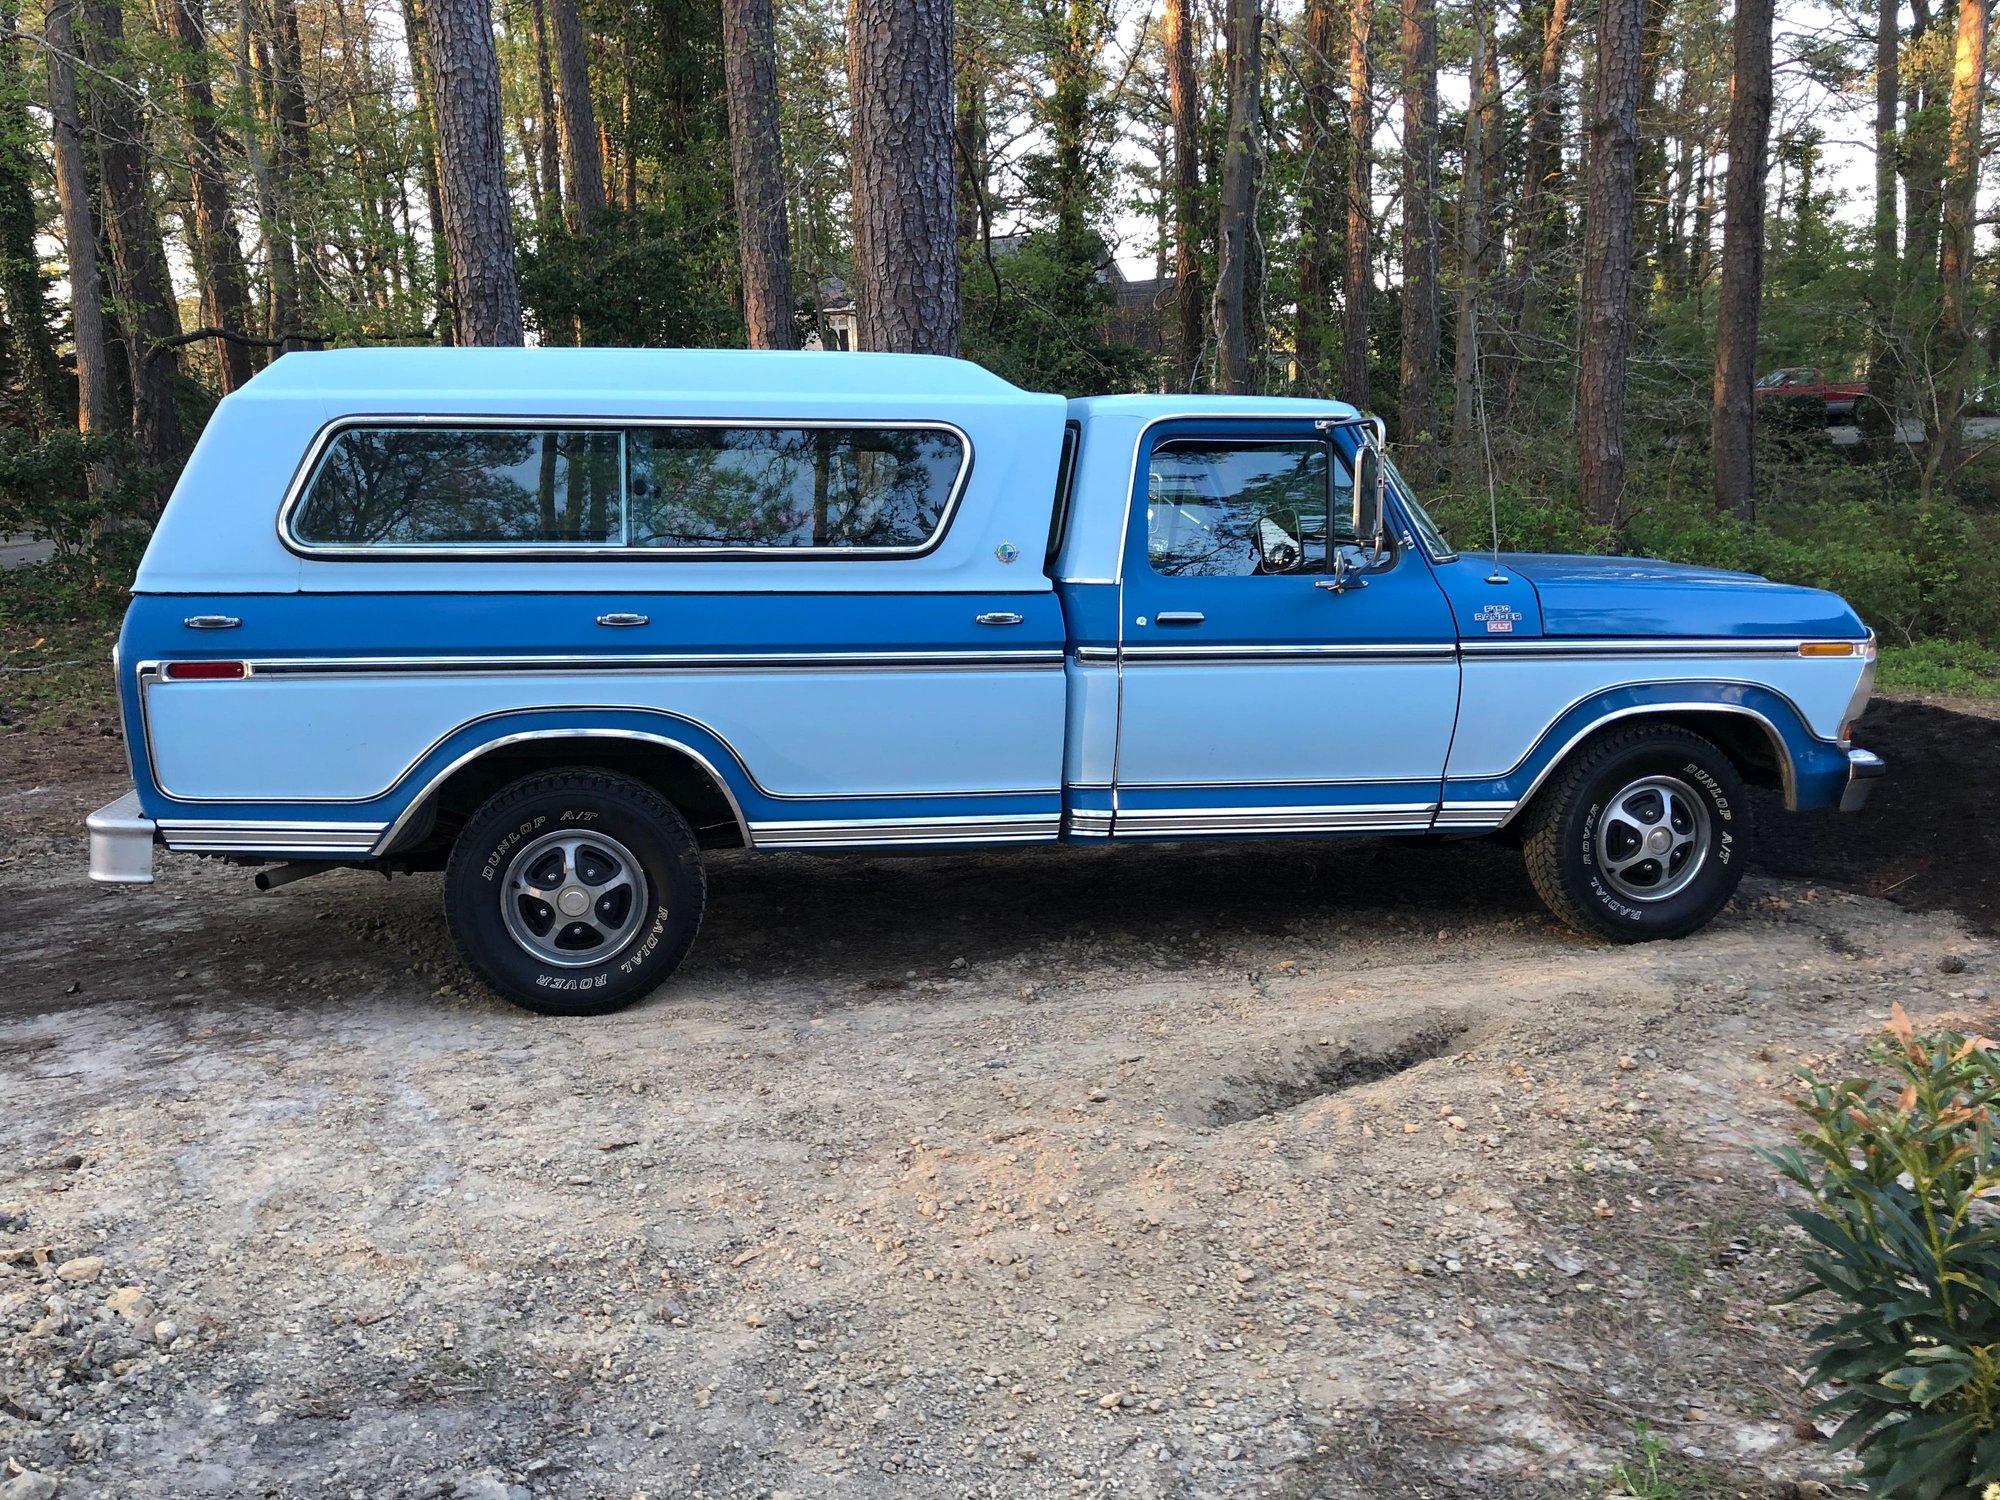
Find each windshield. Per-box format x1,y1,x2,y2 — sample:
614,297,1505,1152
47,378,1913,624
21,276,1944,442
1382,453,1454,560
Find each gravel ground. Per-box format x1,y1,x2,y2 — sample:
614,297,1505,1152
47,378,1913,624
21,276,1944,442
1,707,1994,1499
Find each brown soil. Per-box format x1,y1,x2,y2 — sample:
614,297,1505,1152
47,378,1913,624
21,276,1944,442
0,695,1995,1499
1755,697,2000,936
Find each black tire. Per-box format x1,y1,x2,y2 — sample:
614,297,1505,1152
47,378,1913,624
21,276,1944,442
443,769,705,1015
1520,724,1750,942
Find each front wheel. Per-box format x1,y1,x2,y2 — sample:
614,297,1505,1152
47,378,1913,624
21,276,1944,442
443,769,705,1015
1520,725,1750,942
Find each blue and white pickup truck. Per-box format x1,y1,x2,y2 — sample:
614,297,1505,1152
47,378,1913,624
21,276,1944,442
87,349,1884,1014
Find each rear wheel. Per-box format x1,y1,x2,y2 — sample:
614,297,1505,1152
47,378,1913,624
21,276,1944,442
444,769,705,1015
1521,725,1749,942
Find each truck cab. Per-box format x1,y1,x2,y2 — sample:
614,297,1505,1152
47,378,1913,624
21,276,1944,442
88,350,1884,1015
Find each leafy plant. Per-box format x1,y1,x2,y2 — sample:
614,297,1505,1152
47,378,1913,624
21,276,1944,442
1765,1005,2000,1499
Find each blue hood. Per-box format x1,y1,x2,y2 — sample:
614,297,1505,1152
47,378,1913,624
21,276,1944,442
1497,552,1868,639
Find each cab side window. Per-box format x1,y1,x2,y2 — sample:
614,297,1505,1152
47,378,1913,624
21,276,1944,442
1146,439,1351,577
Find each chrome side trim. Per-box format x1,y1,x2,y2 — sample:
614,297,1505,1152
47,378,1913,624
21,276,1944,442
748,814,1060,849
1461,637,1845,660
239,650,1066,676
276,414,977,562
159,819,385,856
1119,643,1455,665
1072,647,1119,664
1433,801,1514,831
1476,700,1801,827
1064,808,1114,838
1114,803,1438,837
371,728,754,856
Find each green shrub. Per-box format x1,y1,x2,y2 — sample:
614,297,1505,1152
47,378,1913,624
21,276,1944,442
1765,1005,2000,1499
0,428,160,629
1878,641,2000,698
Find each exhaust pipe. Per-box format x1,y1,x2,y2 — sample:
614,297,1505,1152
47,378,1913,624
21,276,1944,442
253,861,338,892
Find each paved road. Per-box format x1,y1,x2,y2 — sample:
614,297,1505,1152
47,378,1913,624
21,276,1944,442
0,534,55,567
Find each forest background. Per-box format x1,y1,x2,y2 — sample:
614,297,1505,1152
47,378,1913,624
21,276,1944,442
1,0,1998,693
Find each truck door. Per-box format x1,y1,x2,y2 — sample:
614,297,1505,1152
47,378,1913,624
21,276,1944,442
1109,420,1461,838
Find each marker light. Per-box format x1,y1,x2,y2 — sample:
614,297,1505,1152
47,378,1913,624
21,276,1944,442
1798,642,1857,657
163,661,247,680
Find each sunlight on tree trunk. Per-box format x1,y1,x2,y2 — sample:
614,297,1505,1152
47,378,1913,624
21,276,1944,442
420,0,524,346
723,0,798,349
1213,0,1261,394
1711,0,1773,518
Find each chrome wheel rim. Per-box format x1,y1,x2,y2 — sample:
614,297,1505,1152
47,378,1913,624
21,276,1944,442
500,830,650,968
1595,775,1710,903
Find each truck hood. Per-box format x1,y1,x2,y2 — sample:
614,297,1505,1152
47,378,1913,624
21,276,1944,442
1496,552,1868,639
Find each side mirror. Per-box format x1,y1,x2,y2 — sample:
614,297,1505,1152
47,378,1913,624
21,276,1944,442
1255,507,1303,573
1353,444,1384,551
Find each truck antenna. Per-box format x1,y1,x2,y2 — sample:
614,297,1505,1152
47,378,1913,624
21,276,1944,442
1471,311,1508,586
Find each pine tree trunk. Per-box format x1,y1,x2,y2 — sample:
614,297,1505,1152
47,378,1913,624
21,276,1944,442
1902,0,1943,287
1295,0,1341,394
165,0,255,392
1212,0,1261,393
81,0,186,473
270,0,318,345
1710,0,1773,517
548,0,604,226
1450,0,1486,466
402,0,452,336
526,0,562,219
722,0,797,348
847,0,960,354
1578,0,1642,531
1397,0,1439,473
44,0,110,443
0,0,64,430
1164,0,1205,388
1341,0,1371,407
1865,0,1900,437
1926,0,1988,488
419,0,525,345
1509,0,1570,346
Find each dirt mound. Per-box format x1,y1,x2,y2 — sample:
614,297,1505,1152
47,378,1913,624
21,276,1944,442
1754,697,2000,934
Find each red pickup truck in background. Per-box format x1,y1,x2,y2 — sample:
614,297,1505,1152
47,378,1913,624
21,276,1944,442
1756,367,1868,418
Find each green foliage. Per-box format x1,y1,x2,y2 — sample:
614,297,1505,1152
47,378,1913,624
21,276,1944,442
1764,1007,2000,1500
1877,641,2000,699
518,209,740,349
0,429,158,626
960,231,1154,396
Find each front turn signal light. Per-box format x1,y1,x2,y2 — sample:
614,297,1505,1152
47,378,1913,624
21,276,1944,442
1799,641,1858,658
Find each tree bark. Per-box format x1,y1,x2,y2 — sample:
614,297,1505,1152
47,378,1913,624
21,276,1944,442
1398,0,1439,472
81,0,186,472
1902,0,1943,287
1578,0,1642,532
44,0,109,442
164,0,256,392
1295,0,1341,393
846,0,960,354
270,0,318,345
1164,0,1205,388
1865,0,1900,437
1212,0,1261,393
722,0,797,348
1927,0,1988,487
1450,0,1487,466
401,0,453,335
0,0,64,430
1710,0,1773,518
419,0,525,345
547,0,604,226
1341,0,1371,407
1509,0,1570,345
525,0,562,218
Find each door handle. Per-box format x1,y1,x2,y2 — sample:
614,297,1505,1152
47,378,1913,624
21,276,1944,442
183,614,241,630
1313,577,1368,594
1153,611,1206,626
975,612,1024,626
596,612,649,627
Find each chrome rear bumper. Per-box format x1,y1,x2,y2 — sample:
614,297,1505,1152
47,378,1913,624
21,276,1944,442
87,789,156,884
1840,748,1886,813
